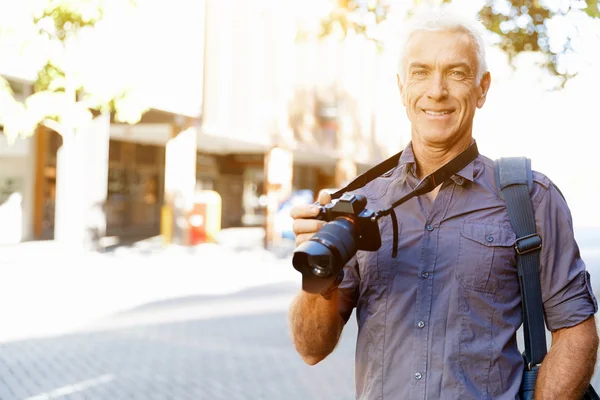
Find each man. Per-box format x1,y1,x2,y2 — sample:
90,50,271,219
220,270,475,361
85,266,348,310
288,7,599,400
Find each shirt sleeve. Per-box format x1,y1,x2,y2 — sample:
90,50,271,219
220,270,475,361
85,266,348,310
536,183,598,331
337,255,360,324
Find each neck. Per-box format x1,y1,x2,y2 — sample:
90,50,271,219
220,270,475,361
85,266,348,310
411,135,473,180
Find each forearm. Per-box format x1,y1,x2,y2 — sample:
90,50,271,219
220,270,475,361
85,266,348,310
288,290,345,365
535,317,599,400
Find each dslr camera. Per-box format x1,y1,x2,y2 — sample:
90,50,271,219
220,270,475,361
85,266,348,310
292,193,381,294
291,142,479,294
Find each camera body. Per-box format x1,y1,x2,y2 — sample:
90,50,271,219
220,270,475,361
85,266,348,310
316,193,381,252
292,192,382,293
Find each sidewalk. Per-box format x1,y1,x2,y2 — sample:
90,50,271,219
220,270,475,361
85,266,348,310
0,228,300,343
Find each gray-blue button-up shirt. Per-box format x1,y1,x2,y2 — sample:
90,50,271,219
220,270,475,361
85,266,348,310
338,142,598,399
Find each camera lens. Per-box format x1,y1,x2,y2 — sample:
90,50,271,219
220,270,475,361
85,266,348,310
292,218,359,294
311,265,330,277
309,255,333,277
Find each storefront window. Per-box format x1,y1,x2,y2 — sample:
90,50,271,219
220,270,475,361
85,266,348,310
105,140,164,237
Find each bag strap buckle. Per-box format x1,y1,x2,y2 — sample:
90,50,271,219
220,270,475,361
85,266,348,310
515,233,542,255
526,361,542,371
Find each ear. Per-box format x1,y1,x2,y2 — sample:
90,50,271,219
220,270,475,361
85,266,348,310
476,71,491,109
397,73,406,106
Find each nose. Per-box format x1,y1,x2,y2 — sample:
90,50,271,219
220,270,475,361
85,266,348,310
426,73,448,101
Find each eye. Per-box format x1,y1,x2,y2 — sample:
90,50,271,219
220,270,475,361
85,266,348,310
412,69,427,77
449,70,466,78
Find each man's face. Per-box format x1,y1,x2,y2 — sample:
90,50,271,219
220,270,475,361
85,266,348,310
398,29,491,147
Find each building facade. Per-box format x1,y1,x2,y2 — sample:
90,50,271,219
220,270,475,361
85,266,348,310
0,0,399,245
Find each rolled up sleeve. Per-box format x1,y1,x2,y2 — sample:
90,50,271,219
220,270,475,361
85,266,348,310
536,183,598,331
338,256,360,324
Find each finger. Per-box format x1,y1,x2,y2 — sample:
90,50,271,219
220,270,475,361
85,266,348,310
289,203,320,220
317,190,332,205
293,218,326,235
295,233,315,247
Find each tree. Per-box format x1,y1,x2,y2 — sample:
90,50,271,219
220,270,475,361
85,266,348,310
0,0,149,245
319,0,390,50
0,0,147,143
319,0,600,86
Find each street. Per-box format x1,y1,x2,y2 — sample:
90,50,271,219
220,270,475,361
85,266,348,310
0,226,598,399
0,282,357,400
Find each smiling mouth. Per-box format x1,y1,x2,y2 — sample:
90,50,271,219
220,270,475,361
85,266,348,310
422,109,454,116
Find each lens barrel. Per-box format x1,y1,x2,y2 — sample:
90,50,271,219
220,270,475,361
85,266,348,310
292,217,359,294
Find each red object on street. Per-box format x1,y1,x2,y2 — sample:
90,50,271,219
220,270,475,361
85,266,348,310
188,203,207,245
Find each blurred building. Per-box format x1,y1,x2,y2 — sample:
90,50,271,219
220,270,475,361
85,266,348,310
0,0,398,245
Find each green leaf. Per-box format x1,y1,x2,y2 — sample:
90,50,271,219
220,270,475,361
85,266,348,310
584,0,600,18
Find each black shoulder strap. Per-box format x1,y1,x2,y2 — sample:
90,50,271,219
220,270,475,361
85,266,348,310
330,151,402,200
496,157,547,369
332,141,480,201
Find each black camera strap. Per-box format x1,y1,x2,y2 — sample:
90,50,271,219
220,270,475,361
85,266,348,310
331,141,479,207
330,151,405,200
329,141,479,259
379,141,479,217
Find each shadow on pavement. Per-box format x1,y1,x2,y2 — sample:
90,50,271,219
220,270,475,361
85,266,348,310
114,281,301,315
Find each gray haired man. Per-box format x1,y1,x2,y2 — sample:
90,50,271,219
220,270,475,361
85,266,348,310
289,6,598,400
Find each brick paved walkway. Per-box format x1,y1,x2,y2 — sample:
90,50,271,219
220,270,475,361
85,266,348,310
0,282,358,400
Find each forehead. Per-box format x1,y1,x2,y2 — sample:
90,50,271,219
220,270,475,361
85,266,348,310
404,28,478,69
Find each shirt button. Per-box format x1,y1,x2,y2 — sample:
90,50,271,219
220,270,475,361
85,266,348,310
486,235,494,243
417,321,425,328
415,372,422,380
421,271,429,279
426,225,434,232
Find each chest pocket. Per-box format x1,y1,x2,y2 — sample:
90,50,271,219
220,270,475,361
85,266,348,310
357,215,399,287
456,221,516,294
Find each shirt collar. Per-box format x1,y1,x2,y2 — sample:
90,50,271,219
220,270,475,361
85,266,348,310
396,141,478,186
397,142,416,171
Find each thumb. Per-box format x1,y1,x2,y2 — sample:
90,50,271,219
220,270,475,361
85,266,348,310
317,189,332,205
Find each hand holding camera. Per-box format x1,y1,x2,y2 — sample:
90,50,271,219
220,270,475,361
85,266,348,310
290,190,332,247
